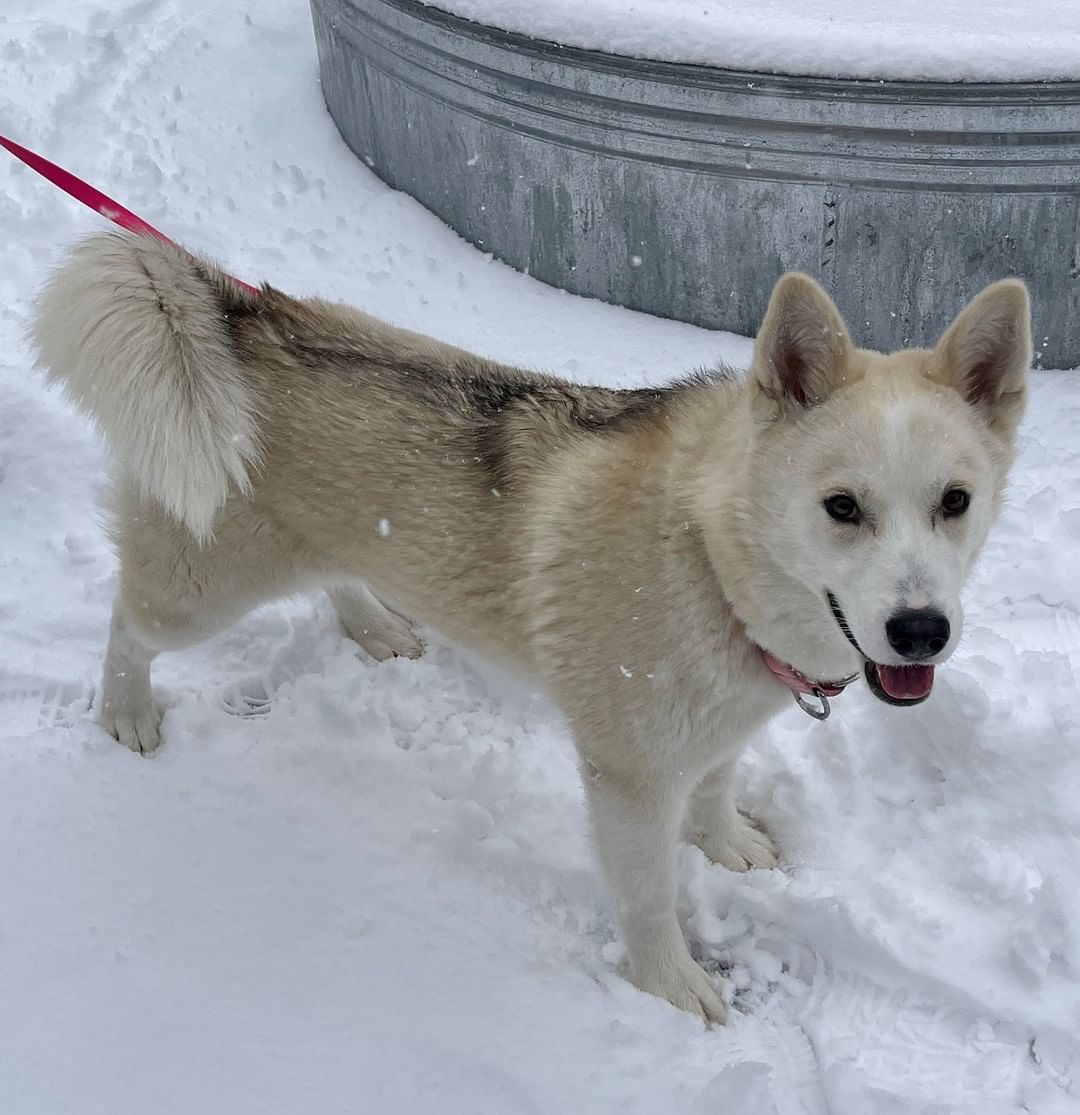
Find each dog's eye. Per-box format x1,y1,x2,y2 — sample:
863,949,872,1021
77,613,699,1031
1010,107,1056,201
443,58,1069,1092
942,488,970,517
824,494,860,523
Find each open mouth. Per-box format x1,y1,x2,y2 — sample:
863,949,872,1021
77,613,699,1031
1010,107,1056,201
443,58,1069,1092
826,592,934,707
863,660,934,706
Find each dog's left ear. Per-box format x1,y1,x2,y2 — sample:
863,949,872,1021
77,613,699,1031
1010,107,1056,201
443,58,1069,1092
752,273,853,409
929,279,1031,436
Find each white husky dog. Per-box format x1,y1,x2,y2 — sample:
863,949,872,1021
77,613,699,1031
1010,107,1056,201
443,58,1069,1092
33,233,1030,1020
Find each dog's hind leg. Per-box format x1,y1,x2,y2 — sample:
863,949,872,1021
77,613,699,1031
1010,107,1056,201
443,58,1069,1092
99,566,251,755
683,758,778,872
99,605,163,754
99,486,299,753
328,584,424,662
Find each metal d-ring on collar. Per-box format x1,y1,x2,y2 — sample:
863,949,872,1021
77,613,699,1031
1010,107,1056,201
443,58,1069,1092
792,677,858,721
761,648,859,721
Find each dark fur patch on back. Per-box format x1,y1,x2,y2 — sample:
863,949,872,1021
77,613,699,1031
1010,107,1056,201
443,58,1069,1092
469,367,734,491
465,376,666,429
215,278,736,494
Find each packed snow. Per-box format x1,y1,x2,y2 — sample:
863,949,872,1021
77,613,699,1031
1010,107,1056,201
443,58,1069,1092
424,0,1080,83
1,1,1079,1113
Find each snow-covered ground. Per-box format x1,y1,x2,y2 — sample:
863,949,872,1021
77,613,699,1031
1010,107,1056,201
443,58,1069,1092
1,2,1079,1113
425,0,1080,82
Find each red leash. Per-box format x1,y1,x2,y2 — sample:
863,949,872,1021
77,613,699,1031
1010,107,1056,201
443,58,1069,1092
0,133,260,295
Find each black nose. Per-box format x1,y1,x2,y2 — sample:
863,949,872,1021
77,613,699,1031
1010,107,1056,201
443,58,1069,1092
886,609,951,660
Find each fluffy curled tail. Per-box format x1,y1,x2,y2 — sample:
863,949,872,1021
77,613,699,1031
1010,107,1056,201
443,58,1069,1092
31,232,261,541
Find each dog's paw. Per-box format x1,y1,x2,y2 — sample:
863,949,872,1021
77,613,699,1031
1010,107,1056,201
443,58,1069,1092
99,702,162,755
692,811,778,873
347,613,425,662
633,957,728,1024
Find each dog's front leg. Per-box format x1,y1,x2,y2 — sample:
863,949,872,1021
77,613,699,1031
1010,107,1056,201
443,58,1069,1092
586,776,727,1023
683,758,778,872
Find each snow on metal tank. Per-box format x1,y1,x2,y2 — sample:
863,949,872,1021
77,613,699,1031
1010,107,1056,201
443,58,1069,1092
310,0,1080,368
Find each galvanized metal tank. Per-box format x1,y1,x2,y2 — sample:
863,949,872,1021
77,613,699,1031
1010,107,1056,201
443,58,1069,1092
310,0,1080,368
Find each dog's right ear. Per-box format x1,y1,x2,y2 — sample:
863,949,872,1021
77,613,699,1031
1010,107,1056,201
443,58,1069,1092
752,273,853,410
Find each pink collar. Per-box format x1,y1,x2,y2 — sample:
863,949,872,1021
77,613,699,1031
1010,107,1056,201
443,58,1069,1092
761,650,858,720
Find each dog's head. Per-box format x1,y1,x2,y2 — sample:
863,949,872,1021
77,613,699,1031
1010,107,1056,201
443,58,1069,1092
732,272,1029,706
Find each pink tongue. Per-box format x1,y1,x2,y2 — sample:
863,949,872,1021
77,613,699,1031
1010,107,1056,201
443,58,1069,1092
878,664,935,700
